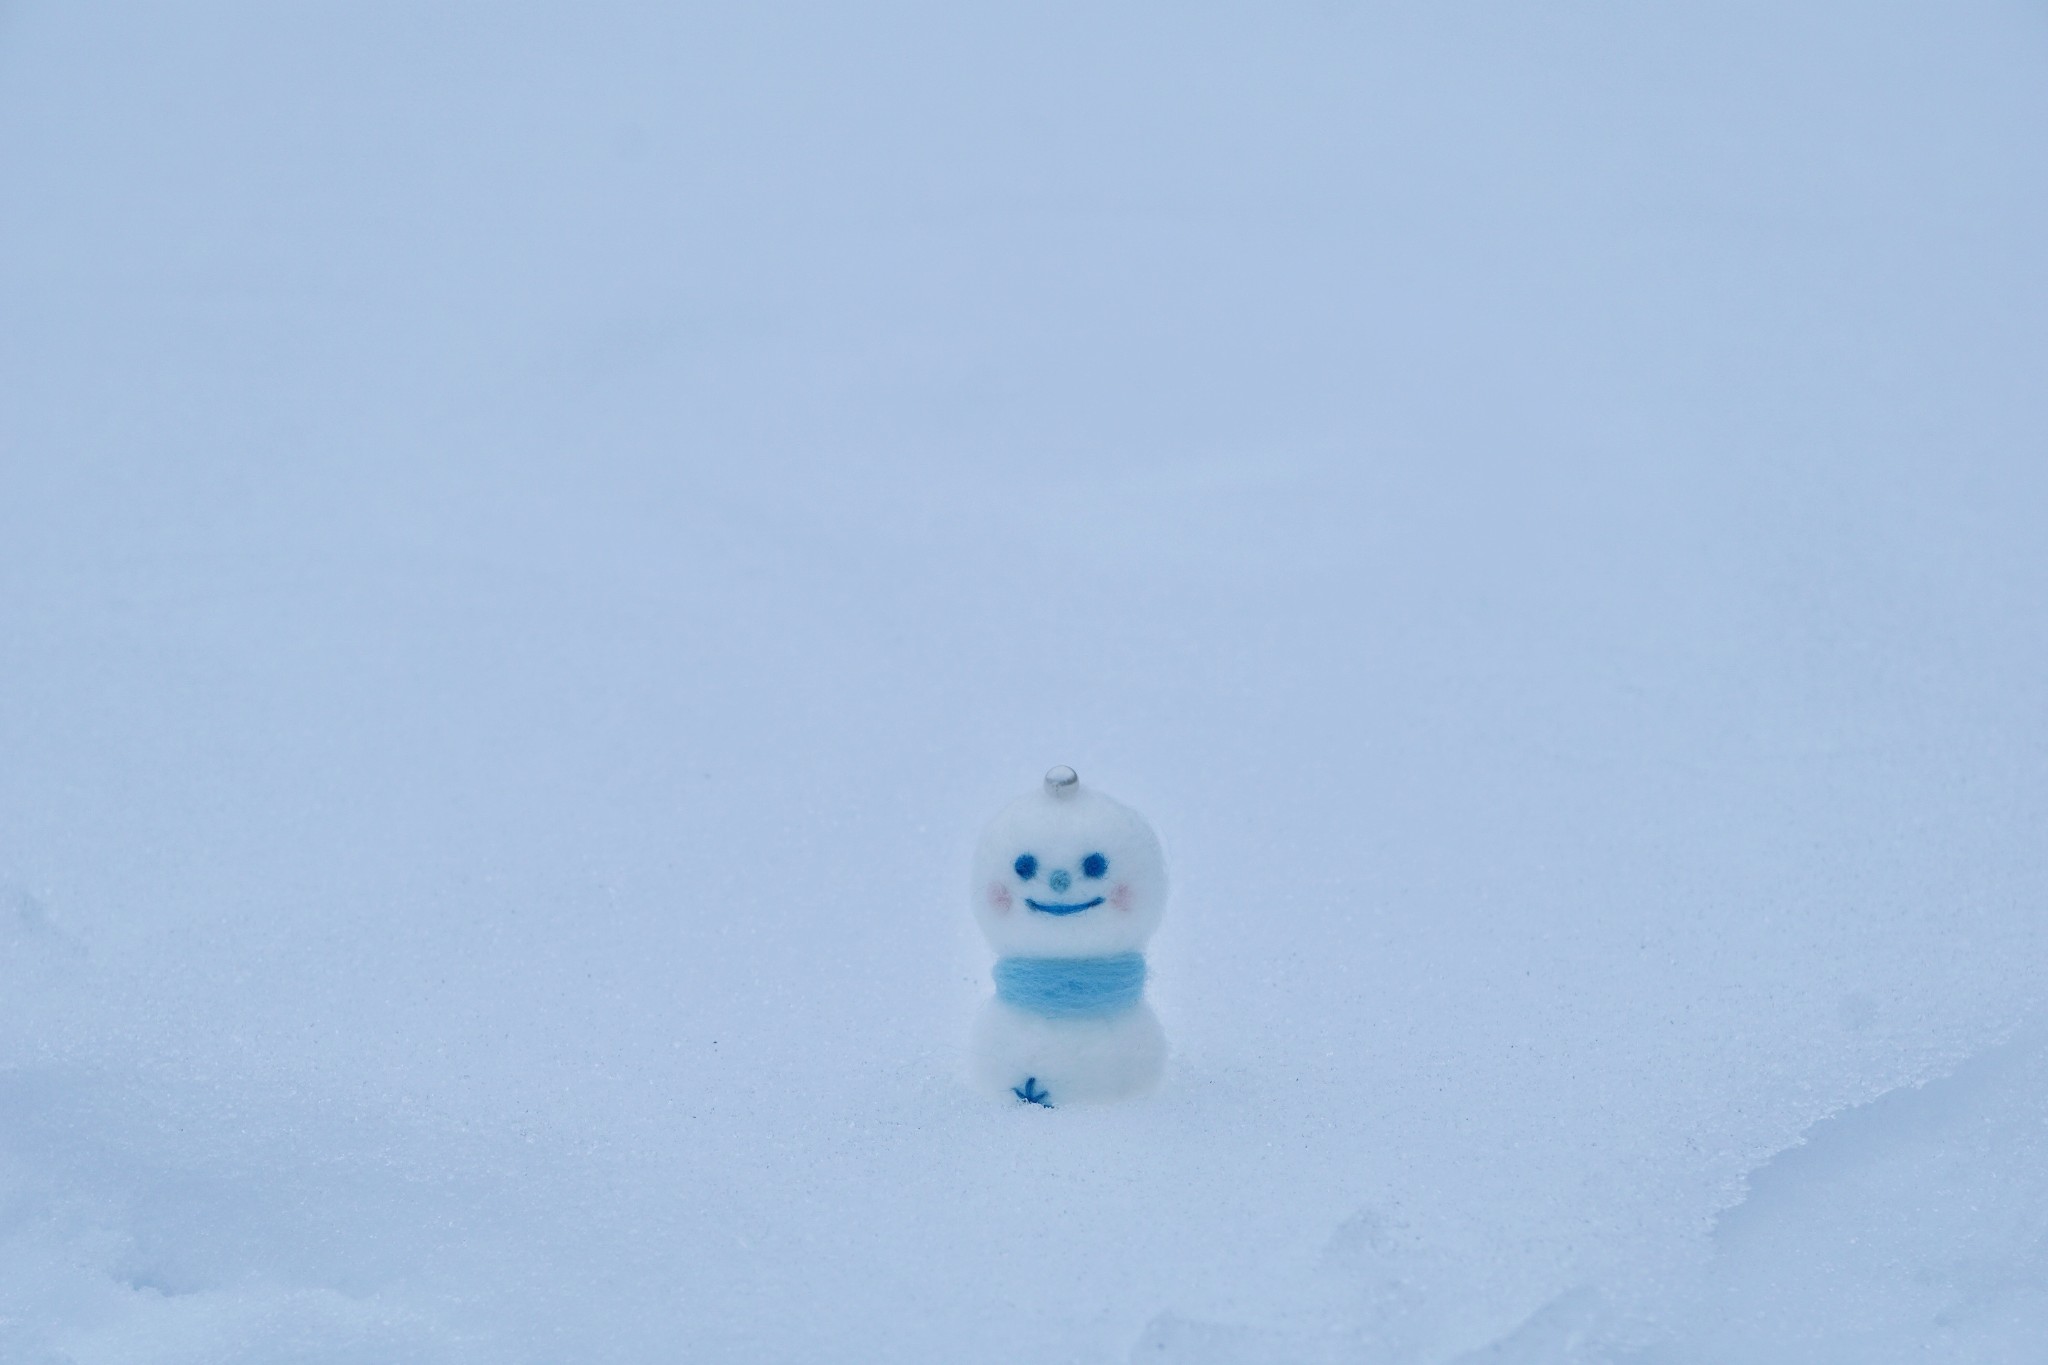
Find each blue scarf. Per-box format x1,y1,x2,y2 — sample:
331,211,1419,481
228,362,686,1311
993,952,1146,1019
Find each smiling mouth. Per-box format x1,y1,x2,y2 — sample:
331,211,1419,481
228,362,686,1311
1024,897,1104,916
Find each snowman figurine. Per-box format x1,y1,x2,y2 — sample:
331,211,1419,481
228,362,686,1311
970,767,1168,1106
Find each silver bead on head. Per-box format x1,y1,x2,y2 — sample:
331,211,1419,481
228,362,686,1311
1044,765,1079,797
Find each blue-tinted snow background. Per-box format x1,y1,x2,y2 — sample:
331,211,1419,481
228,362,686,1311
3,3,2046,1361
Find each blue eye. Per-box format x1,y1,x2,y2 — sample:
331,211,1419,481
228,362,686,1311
1013,854,1038,881
1082,852,1108,878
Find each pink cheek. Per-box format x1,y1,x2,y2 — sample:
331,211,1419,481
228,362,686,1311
988,883,1013,913
1110,882,1133,910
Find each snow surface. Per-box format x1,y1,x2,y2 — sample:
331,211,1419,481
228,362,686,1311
2,3,2046,1361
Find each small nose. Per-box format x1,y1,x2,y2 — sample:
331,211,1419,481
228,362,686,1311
1048,868,1072,893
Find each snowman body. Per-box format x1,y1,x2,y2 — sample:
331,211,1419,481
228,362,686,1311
970,994,1166,1105
969,771,1167,1106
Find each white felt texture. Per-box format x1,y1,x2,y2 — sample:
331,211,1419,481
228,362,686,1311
972,779,1167,960
3,3,2047,1363
972,1000,1168,1105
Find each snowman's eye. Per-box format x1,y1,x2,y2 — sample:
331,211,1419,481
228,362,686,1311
1013,854,1038,880
1082,852,1108,878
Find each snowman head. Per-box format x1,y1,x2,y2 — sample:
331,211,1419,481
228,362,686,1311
972,767,1167,958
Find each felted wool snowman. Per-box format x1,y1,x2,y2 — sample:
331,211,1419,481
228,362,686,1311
970,767,1167,1106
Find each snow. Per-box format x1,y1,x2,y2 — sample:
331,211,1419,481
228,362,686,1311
2,2,2045,1360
